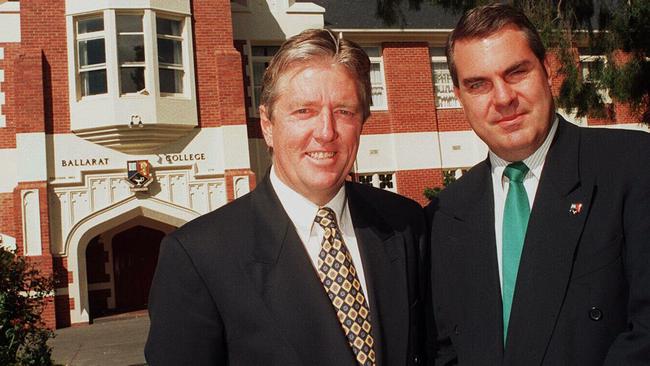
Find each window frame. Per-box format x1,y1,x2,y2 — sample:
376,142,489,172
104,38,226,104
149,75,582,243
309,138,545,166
430,47,461,109
76,14,108,98
363,46,388,111
357,172,396,193
115,11,147,96
579,53,612,104
245,43,279,118
155,14,186,96
72,9,192,101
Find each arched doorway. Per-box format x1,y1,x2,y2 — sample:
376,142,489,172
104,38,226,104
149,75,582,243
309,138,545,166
66,196,199,324
84,217,175,320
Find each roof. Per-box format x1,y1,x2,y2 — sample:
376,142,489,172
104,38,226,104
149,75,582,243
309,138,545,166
306,0,462,29
304,0,614,31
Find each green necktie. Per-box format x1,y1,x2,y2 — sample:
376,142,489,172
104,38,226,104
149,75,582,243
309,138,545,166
502,161,530,343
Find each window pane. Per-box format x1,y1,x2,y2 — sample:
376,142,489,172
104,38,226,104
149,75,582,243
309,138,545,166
118,35,145,63
80,69,107,96
120,67,145,93
157,39,182,65
369,62,385,107
117,14,143,33
159,68,184,94
252,46,279,57
432,62,460,108
78,17,104,34
252,61,267,86
79,38,106,66
253,86,262,111
156,18,182,36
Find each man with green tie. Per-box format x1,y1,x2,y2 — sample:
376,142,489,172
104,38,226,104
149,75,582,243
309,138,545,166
427,4,650,365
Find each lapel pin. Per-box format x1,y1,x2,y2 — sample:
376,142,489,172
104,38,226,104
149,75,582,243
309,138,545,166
569,203,583,215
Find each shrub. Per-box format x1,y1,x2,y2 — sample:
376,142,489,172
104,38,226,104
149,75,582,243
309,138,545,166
0,247,55,366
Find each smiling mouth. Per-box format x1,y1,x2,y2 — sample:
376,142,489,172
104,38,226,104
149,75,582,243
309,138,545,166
306,151,336,159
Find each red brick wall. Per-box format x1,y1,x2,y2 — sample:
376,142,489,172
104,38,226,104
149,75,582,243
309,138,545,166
13,50,45,133
225,168,256,202
435,108,471,132
192,0,246,127
19,1,70,134
380,42,438,134
0,193,16,239
13,182,56,328
53,256,72,328
395,168,443,206
0,44,19,148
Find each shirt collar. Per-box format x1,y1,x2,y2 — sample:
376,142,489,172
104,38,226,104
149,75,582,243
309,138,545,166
489,115,559,184
269,165,347,236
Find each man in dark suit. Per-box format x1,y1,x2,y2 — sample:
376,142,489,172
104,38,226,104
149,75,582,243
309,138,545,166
428,4,650,365
145,29,426,366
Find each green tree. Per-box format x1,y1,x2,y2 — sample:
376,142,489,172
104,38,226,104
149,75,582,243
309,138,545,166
376,0,650,124
0,247,55,366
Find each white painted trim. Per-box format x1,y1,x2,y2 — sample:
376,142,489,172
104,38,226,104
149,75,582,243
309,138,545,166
0,233,16,251
21,189,43,256
65,195,198,324
16,133,48,182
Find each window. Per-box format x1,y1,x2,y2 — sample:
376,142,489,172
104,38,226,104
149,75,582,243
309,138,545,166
247,45,279,116
357,172,396,192
73,10,189,99
117,14,145,94
430,47,460,109
363,47,387,110
157,16,184,94
579,51,611,104
77,16,107,96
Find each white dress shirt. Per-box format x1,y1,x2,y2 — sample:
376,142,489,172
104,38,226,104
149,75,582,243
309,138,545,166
269,166,370,300
490,116,558,287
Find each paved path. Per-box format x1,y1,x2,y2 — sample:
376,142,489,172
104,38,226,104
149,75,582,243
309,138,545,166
49,313,149,366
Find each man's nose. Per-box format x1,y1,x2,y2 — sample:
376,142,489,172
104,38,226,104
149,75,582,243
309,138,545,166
492,79,517,108
314,109,337,143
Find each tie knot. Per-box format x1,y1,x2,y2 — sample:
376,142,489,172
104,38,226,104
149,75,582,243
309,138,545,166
504,161,529,183
314,207,338,229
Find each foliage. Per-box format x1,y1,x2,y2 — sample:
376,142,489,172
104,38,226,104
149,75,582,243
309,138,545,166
376,0,650,125
423,169,459,200
0,247,55,366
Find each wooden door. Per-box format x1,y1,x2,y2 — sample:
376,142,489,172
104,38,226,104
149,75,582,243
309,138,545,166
112,226,163,311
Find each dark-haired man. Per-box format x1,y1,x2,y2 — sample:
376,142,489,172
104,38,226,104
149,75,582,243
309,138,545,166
428,4,650,365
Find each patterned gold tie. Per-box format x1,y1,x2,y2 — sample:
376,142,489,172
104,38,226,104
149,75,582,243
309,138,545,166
314,207,376,366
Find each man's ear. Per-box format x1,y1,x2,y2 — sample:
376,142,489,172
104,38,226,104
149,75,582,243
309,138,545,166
260,105,273,149
543,55,553,87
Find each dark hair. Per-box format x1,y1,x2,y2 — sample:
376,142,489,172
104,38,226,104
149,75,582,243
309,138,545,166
446,3,546,87
260,28,372,121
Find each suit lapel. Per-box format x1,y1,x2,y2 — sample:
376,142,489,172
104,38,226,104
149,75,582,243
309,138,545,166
505,118,594,365
244,177,357,366
347,183,408,366
444,161,505,363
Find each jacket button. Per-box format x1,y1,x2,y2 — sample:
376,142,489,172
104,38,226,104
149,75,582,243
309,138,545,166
413,355,420,364
589,307,603,321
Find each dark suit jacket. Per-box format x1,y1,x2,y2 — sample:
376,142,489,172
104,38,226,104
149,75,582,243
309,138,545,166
427,117,650,365
145,175,427,365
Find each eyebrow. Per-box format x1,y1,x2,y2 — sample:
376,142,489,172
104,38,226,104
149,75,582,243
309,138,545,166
460,60,534,87
504,60,532,75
